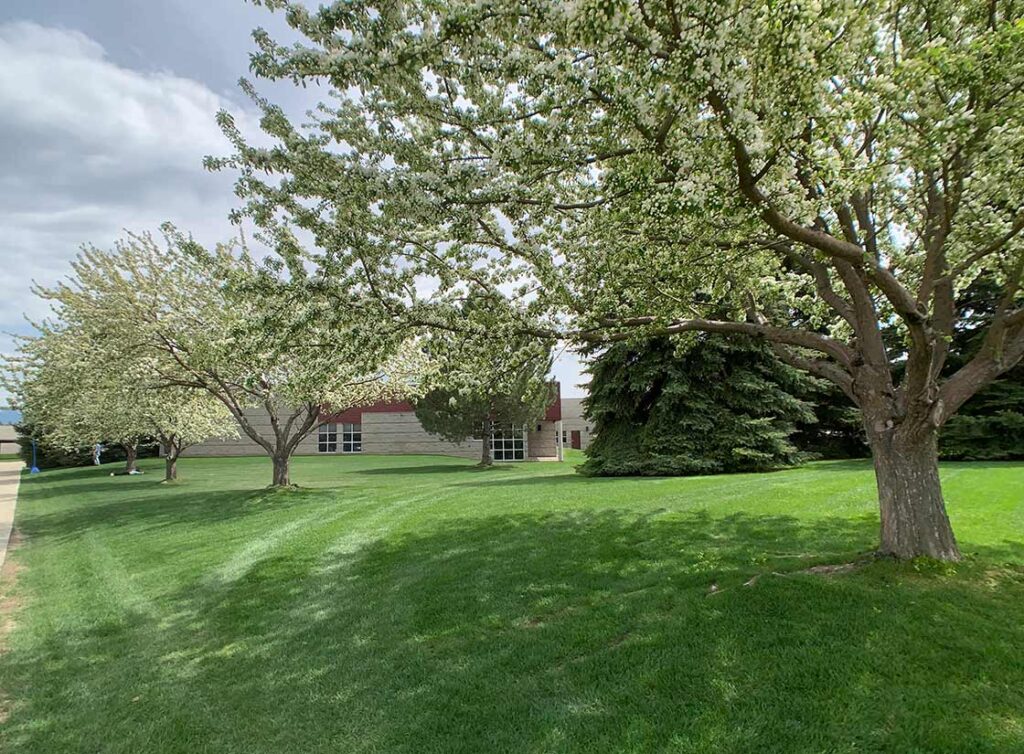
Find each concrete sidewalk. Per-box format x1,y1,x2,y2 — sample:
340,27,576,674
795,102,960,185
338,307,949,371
0,461,23,570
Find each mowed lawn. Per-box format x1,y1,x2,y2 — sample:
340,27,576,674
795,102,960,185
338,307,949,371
1,454,1023,753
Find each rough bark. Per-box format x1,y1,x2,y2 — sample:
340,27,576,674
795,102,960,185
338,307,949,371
865,423,961,561
272,452,291,487
165,454,178,482
123,442,138,474
479,429,492,467
162,439,179,482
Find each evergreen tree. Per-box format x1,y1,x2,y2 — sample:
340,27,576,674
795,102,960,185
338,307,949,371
580,335,816,476
226,0,1024,559
939,280,1024,460
791,381,869,460
13,421,146,470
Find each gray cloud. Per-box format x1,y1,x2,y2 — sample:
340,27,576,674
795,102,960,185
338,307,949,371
0,21,260,384
0,16,589,402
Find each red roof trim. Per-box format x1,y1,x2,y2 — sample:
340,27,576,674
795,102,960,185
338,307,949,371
319,385,561,425
544,382,562,421
319,399,415,424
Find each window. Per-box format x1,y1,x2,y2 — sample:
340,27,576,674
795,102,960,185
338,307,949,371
561,430,569,445
318,423,337,453
491,425,526,461
342,423,362,453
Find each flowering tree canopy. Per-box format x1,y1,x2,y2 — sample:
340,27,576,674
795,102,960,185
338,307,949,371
15,232,427,487
414,290,555,465
3,311,236,480
216,0,1024,558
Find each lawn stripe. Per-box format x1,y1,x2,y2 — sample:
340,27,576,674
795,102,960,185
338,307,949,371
210,497,370,585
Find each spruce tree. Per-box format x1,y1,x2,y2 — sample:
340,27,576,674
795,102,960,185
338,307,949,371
581,335,815,476
939,280,1024,461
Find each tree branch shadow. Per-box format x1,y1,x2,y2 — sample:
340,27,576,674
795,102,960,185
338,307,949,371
3,508,1022,752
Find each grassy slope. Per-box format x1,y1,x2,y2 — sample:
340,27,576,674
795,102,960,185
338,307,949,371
1,454,1023,754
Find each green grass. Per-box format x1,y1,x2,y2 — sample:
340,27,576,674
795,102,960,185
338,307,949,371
1,454,1023,753
0,454,21,462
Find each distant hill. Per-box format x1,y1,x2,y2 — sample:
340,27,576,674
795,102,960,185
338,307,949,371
0,409,22,425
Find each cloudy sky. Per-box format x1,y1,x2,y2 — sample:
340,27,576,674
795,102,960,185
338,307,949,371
0,0,588,410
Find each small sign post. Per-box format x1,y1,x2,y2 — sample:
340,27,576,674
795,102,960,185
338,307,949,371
30,439,40,474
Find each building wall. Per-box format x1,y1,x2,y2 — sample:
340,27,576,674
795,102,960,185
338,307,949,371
181,407,280,457
183,407,561,461
361,411,480,459
0,425,21,455
560,398,595,450
527,421,559,459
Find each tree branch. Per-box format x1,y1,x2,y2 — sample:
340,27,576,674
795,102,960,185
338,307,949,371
582,315,856,368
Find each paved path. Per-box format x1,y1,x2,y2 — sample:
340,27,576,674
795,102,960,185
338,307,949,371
0,461,23,570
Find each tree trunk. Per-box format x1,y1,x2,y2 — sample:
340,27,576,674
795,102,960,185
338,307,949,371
123,442,138,474
480,421,492,467
866,425,961,561
163,441,179,482
165,455,178,482
271,452,291,487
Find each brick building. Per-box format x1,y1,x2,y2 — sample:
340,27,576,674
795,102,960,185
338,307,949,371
184,391,564,462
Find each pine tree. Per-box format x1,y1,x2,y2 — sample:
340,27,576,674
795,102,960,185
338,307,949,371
581,335,816,476
791,381,869,460
940,280,1024,460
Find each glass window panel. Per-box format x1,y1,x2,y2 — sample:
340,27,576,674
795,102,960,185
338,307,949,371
318,423,338,453
490,425,525,461
341,423,362,453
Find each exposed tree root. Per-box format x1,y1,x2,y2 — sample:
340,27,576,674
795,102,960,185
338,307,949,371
708,554,878,596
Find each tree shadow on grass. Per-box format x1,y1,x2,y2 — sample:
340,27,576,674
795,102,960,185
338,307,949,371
459,468,794,488
2,508,1023,753
973,538,1024,564
15,482,323,544
355,463,493,476
803,459,1024,474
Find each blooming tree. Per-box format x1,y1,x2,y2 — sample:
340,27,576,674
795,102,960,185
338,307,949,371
4,323,235,480
136,386,239,481
414,292,555,465
6,327,148,473
217,0,1024,559
37,232,426,487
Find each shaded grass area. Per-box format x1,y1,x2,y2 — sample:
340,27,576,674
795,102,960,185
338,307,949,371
1,455,1023,753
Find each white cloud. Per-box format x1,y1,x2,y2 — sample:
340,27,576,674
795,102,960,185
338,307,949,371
0,22,236,173
0,20,591,406
0,21,262,401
